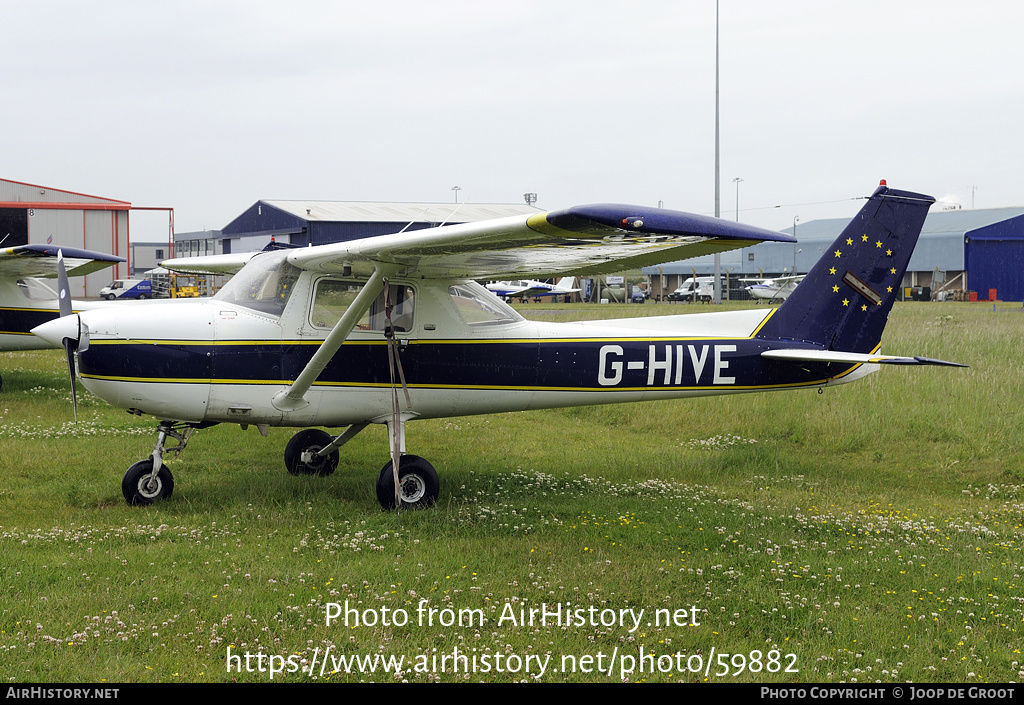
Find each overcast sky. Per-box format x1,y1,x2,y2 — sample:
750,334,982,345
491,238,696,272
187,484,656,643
3,1,1021,238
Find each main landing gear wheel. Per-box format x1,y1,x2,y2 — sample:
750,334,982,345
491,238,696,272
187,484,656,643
122,459,174,505
376,455,439,510
285,429,339,476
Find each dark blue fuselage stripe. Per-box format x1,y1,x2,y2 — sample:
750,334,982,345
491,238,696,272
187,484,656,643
79,339,848,390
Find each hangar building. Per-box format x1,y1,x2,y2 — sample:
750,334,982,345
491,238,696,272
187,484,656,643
218,200,542,254
0,178,131,296
643,206,1024,302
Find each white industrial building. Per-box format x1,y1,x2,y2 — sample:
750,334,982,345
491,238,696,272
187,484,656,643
0,178,132,296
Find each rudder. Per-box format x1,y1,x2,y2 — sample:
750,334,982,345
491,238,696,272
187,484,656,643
756,183,935,353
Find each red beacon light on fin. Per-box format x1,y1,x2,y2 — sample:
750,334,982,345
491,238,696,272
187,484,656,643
879,179,887,187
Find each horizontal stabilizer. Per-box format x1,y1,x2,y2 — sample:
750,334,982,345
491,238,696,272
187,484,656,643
762,349,966,367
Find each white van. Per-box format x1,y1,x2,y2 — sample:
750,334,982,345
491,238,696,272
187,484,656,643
668,277,716,302
98,279,153,300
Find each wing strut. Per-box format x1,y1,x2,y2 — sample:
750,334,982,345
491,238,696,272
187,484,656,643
384,282,413,510
272,267,391,411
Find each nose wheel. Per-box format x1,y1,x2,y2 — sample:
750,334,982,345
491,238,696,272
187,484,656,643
122,459,174,505
121,420,204,506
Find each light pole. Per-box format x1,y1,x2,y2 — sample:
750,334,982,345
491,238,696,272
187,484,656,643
451,186,461,203
792,216,800,274
713,0,721,304
733,177,743,221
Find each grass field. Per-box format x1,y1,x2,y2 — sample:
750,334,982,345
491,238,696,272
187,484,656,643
1,301,1022,683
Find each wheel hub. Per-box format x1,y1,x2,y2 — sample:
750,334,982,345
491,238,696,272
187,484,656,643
302,446,326,469
139,476,161,497
399,474,426,503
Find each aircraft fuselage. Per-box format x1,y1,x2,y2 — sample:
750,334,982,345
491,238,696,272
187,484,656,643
72,276,865,427
27,186,947,509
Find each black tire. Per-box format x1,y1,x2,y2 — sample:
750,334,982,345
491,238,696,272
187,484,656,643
284,429,338,476
138,294,148,300
122,459,173,505
376,455,439,510
105,294,116,301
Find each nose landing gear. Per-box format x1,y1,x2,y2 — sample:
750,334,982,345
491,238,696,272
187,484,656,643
121,420,205,505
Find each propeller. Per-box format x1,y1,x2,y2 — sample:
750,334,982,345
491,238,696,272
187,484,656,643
55,250,79,421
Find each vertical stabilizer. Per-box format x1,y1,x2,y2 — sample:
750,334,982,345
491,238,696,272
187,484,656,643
756,184,934,353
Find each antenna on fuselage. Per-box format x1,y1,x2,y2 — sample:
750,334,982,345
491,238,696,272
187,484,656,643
396,201,469,235
396,207,432,235
435,201,467,229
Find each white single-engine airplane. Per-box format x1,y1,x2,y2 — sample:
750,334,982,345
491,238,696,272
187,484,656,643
740,273,805,302
485,277,580,300
34,183,963,510
0,244,124,391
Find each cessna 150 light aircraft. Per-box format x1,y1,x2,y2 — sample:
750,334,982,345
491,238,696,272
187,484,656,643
739,273,805,302
34,183,962,510
0,244,124,391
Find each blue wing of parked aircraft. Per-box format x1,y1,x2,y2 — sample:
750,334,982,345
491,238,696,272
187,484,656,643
0,245,124,278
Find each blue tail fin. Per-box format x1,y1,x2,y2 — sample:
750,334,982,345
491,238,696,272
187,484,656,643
756,183,934,353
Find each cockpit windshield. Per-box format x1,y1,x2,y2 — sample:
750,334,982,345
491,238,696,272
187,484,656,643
448,282,522,326
212,251,300,317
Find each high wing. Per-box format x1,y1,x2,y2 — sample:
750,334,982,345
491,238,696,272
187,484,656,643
265,203,791,412
162,205,791,280
0,245,124,278
282,204,794,279
161,239,305,275
161,251,257,276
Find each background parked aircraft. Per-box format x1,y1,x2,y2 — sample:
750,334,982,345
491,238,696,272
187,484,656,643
740,274,805,302
484,277,580,300
0,245,123,390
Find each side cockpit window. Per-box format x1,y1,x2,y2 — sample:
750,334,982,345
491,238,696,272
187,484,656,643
311,280,414,333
